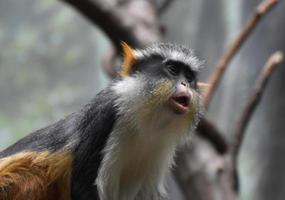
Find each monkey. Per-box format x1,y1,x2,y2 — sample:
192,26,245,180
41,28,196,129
0,42,203,200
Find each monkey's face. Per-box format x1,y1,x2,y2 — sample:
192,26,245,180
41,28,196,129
114,43,202,134
131,55,200,116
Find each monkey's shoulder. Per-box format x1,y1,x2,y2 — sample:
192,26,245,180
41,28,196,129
0,87,119,158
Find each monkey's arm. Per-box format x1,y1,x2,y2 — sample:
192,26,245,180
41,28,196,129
70,88,118,200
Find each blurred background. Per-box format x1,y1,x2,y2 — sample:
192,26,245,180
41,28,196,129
0,0,284,199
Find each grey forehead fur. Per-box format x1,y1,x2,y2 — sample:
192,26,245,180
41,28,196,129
134,43,203,71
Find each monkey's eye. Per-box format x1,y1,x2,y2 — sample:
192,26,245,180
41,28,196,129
166,64,179,76
185,71,196,83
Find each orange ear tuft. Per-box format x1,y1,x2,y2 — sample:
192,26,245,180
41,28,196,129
120,42,136,77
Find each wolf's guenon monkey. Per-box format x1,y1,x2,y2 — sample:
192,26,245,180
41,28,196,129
0,43,203,200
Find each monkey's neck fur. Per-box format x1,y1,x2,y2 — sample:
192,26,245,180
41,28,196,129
96,75,200,200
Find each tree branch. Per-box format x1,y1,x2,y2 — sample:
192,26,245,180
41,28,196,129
62,0,138,50
197,118,228,154
62,0,161,51
203,0,279,107
231,51,283,159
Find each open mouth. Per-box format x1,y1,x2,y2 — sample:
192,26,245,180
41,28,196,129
168,94,191,114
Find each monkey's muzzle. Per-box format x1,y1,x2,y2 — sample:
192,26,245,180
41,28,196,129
168,90,191,115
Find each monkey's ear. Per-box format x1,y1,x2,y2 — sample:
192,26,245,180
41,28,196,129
120,42,137,77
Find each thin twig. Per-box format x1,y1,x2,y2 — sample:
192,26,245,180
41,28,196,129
231,51,284,159
203,0,279,107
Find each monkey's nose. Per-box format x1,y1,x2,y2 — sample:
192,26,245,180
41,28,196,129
176,82,190,98
181,81,187,86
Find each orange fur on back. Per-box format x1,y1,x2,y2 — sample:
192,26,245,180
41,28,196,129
0,151,72,200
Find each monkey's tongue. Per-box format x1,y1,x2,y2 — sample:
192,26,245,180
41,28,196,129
169,95,190,114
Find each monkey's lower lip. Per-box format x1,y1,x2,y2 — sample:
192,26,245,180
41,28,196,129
168,95,190,114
